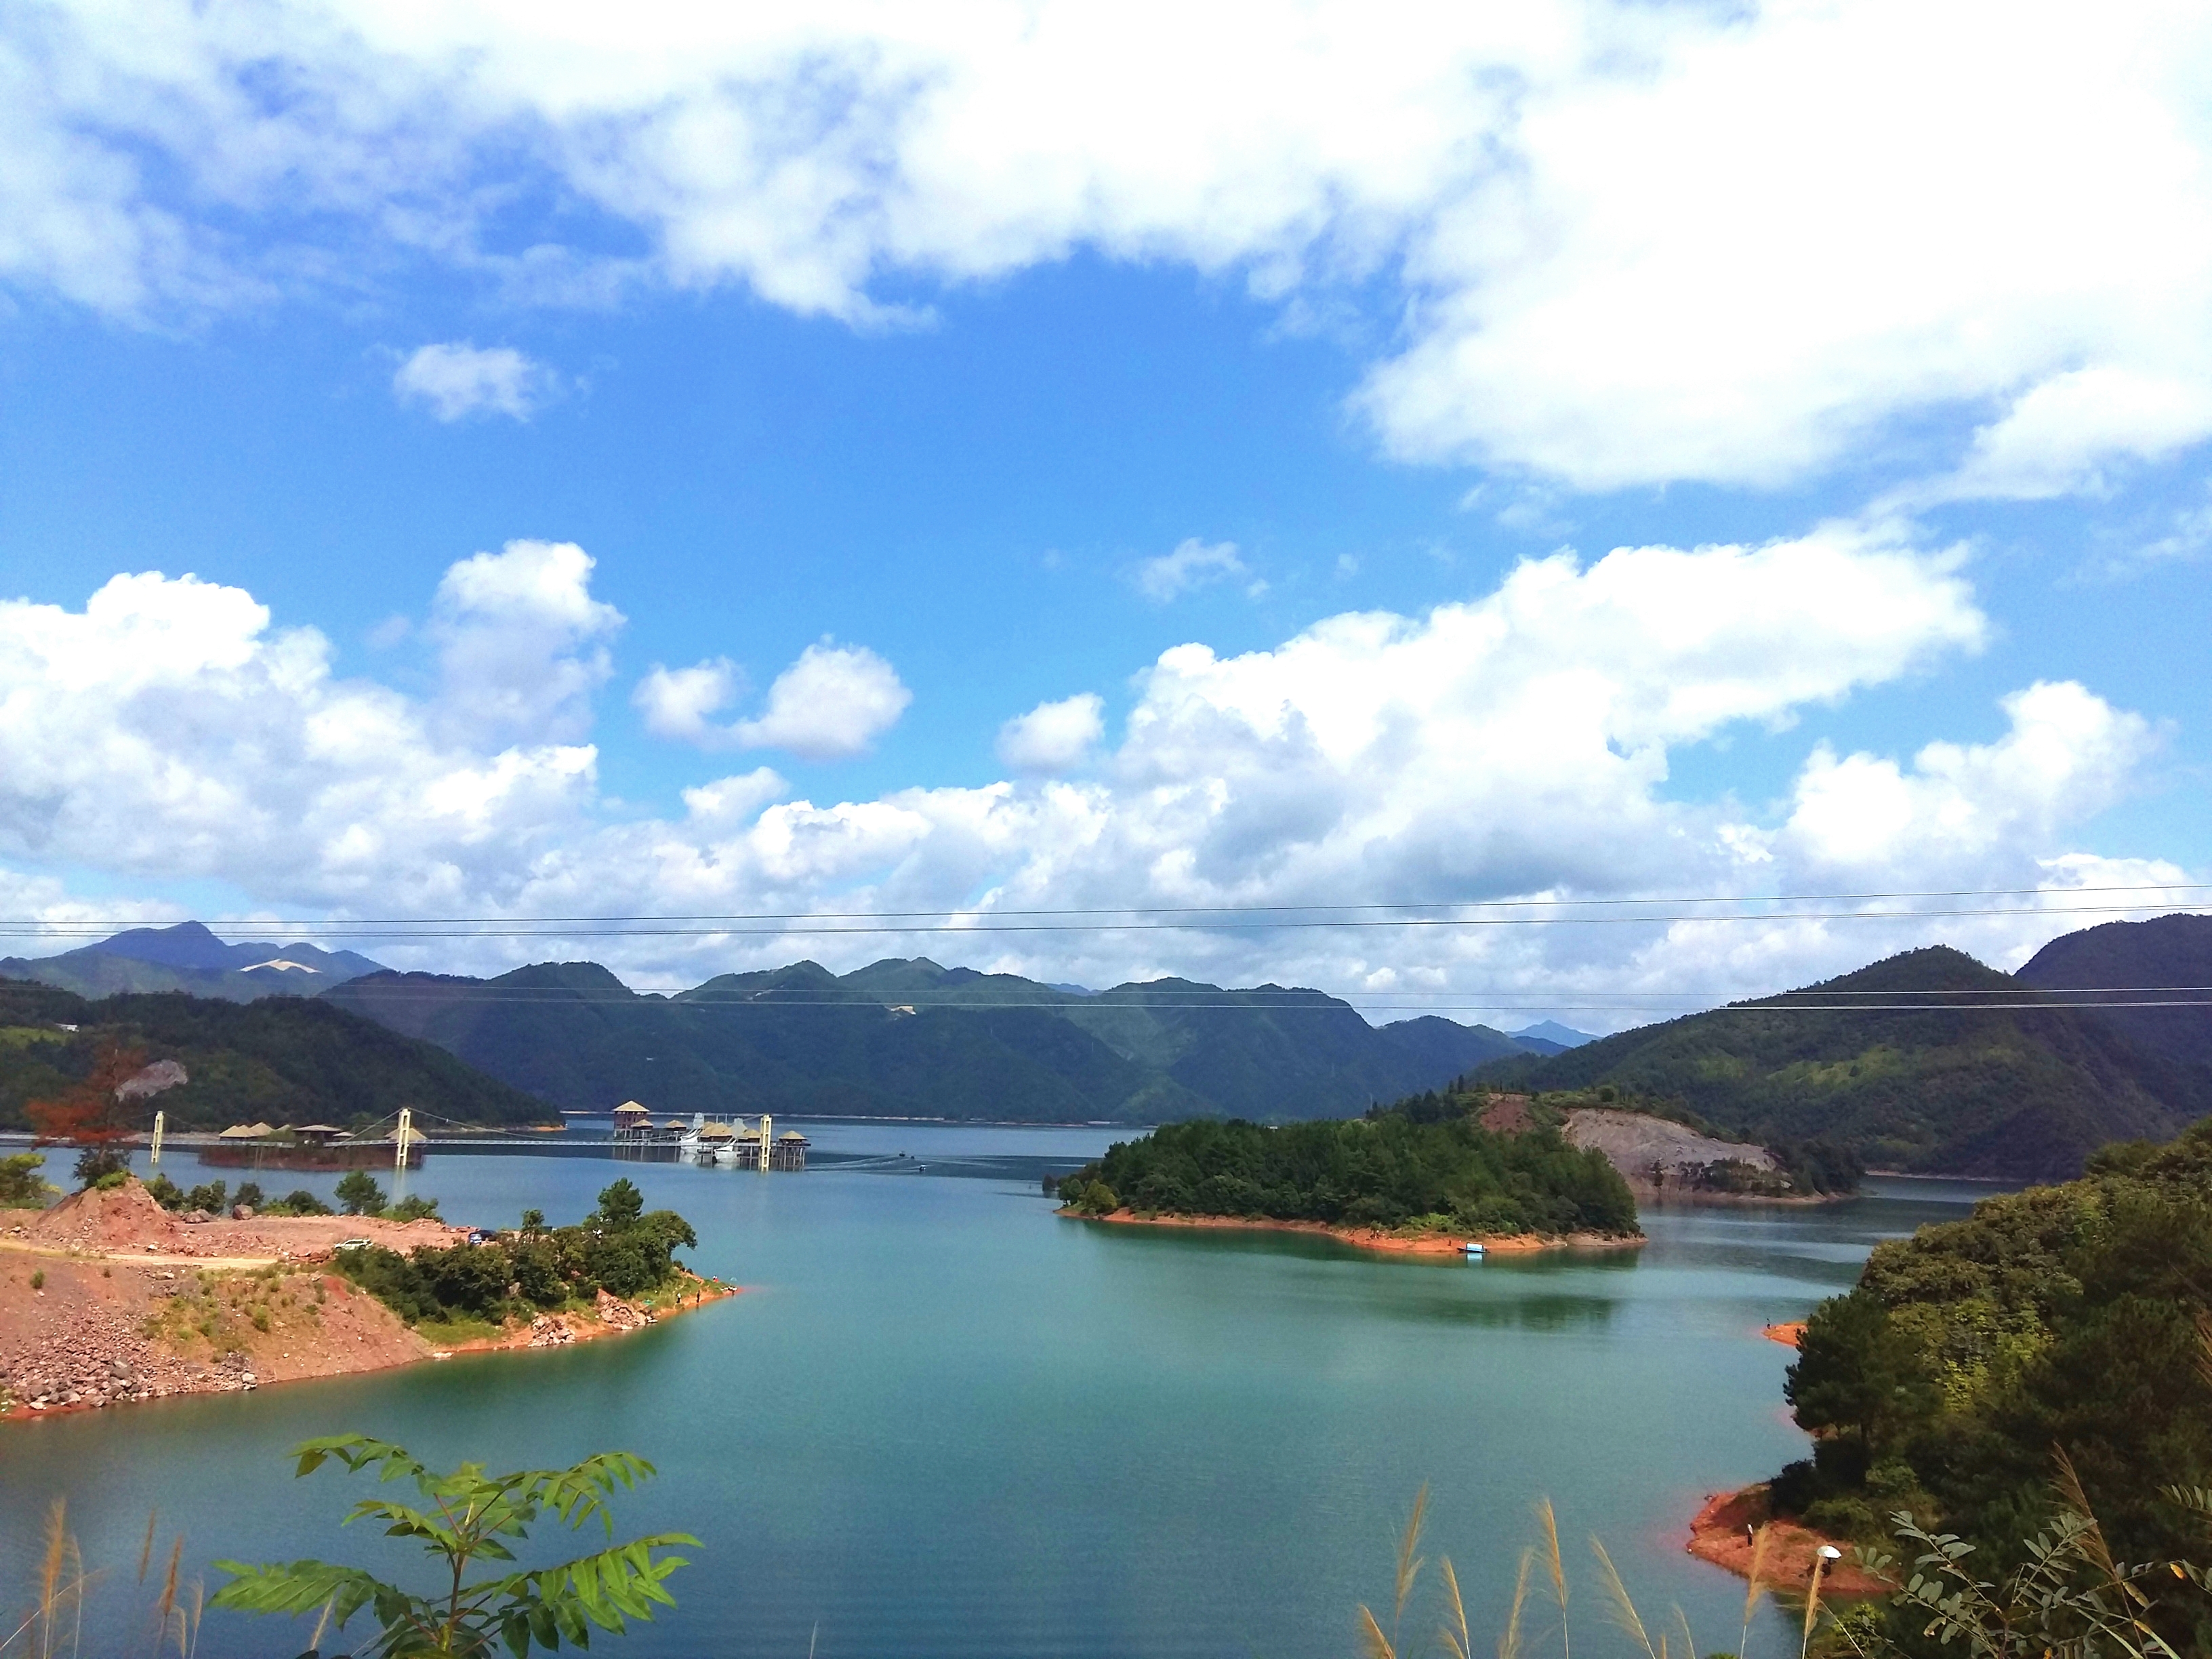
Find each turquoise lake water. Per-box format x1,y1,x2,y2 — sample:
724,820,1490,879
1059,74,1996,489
0,1126,1994,1658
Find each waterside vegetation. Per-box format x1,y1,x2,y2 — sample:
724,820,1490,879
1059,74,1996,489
330,1179,701,1338
1057,1091,1640,1240
1767,1117,2212,1651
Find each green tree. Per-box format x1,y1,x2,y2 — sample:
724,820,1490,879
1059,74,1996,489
0,1151,54,1208
1786,1290,1938,1462
336,1169,388,1216
595,1179,644,1229
211,1433,695,1658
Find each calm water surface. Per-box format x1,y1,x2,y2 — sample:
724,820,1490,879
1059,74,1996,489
0,1128,1996,1658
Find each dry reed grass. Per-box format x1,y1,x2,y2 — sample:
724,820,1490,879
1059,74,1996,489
1362,1492,1824,1659
1,1500,198,1659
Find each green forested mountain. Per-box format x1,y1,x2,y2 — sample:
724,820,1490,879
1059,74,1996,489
1055,1091,1640,1238
1475,947,2212,1179
2018,912,2212,1070
0,977,548,1132
1774,1120,2212,1650
322,957,1535,1122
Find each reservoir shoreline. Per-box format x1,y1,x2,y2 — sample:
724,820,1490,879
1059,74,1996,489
1064,1206,1646,1255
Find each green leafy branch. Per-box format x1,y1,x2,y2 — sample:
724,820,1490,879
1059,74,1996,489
210,1434,696,1659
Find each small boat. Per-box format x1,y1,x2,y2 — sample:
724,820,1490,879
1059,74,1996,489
1462,1241,1486,1257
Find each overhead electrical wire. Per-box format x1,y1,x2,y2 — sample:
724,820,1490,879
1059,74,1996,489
0,879,2205,939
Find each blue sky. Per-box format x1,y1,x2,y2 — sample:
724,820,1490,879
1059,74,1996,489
1,1,2207,1022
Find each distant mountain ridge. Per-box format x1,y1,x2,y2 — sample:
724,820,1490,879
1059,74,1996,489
0,921,388,1004
1474,943,2212,1180
0,976,546,1132
324,955,1553,1123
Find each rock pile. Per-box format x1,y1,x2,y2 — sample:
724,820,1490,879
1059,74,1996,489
527,1315,576,1347
0,1296,253,1411
594,1288,651,1330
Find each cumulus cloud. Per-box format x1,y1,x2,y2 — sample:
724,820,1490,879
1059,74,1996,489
634,657,743,745
430,541,623,743
997,693,1105,773
1134,539,1258,603
733,644,912,759
392,342,556,422
12,2,2212,495
5,519,2163,1025
636,644,911,758
1778,682,2160,880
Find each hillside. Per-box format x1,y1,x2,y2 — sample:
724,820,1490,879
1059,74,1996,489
0,977,549,1133
0,921,387,1004
2017,911,2212,1069
1474,946,2212,1179
323,956,1540,1122
1768,1119,2212,1646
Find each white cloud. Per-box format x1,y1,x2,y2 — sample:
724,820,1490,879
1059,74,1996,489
0,531,2184,1021
634,657,743,745
997,693,1105,773
430,541,623,744
14,2,2212,495
392,342,556,422
1778,682,2160,880
634,644,911,759
732,643,912,760
1135,539,1254,602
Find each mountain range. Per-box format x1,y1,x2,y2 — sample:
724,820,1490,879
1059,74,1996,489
321,956,1556,1122
4,914,2209,1176
0,921,387,1003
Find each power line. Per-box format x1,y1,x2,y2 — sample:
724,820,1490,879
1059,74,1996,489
3,900,2207,941
1,880,2205,937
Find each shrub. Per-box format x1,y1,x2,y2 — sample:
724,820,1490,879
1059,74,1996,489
0,1152,54,1208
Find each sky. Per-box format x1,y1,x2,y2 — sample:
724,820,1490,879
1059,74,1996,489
1,0,2209,1027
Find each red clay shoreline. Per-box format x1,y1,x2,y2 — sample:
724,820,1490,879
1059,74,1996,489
1,1185,741,1423
1064,1207,1646,1255
1686,1486,1891,1597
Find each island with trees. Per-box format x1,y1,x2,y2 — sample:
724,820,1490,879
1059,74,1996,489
1053,1088,1643,1252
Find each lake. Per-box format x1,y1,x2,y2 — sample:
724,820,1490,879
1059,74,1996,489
0,1126,1994,1658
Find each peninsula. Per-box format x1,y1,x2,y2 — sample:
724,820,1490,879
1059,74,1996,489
0,1176,731,1418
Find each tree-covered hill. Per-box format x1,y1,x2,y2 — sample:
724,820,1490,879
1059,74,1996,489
2017,911,2212,1070
0,977,550,1132
1474,947,2212,1179
323,956,1541,1122
1771,1118,2212,1648
1054,1090,1641,1239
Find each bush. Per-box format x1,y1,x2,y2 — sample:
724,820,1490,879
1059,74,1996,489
385,1193,442,1223
262,1189,333,1217
73,1144,129,1187
0,1152,54,1208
